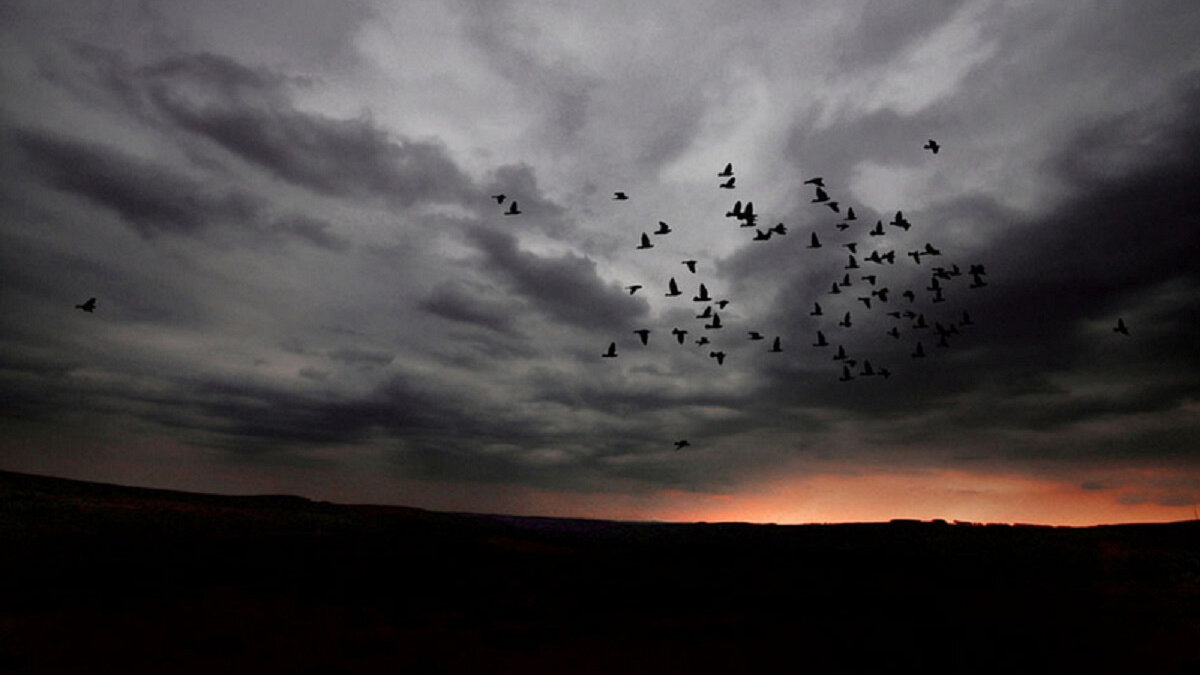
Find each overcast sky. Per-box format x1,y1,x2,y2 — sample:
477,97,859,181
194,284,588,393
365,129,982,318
2,1,1198,524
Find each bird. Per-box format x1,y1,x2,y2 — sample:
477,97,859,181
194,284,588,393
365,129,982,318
695,336,710,346
725,201,743,218
682,260,698,273
693,284,711,302
833,344,848,361
504,201,522,215
845,255,859,270
753,229,772,241
696,305,713,319
705,313,723,330
835,222,850,231
901,290,916,302
924,139,940,154
810,302,823,316
871,287,889,302
869,220,885,236
911,342,926,358
887,327,900,339
626,285,643,295
890,211,911,230
613,192,629,200
824,202,840,213
908,250,924,265
718,163,733,177
719,177,736,189
637,233,653,250
715,300,730,310
846,207,857,221
771,223,787,236
857,296,872,309
923,243,942,256
75,297,96,312
665,277,682,297
1113,318,1130,335
839,365,854,382
491,194,506,204
861,274,876,285
843,243,858,254
813,331,829,347
829,282,842,295
969,273,988,289
602,342,618,358
913,314,929,329
674,440,691,451
839,312,852,328
634,329,651,345
769,336,782,353
878,367,892,379
710,351,726,365
803,177,825,187
811,186,830,203
960,311,974,327
672,327,688,344
839,273,853,287
654,221,672,235
748,331,765,340
860,360,876,377
808,232,822,249
739,202,756,225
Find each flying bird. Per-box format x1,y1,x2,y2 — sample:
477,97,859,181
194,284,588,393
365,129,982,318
803,177,825,187
665,277,682,297
811,186,830,203
846,207,857,221
769,337,782,353
719,177,736,189
654,221,672,235
810,302,823,316
634,329,651,345
695,336,711,346
693,284,711,302
839,312,852,328
890,211,911,230
696,305,713,319
682,260,698,273
748,331,765,340
960,311,974,327
911,342,926,358
626,285,643,295
491,194,506,204
833,345,848,361
602,342,618,358
839,365,854,382
924,139,941,154
715,300,730,309
753,229,772,241
75,297,96,312
504,201,521,215
726,201,743,218
674,440,691,451
824,202,840,213
718,163,733,177
771,223,787,236
813,331,829,347
710,351,726,365
869,220,885,236
1113,318,1130,335
672,327,688,344
808,232,822,249
637,233,654,250
705,313,723,330
613,192,629,200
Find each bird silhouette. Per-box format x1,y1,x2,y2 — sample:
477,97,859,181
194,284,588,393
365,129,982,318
890,211,911,230
911,342,926,358
829,282,842,295
637,233,653,250
887,327,900,339
665,277,682,297
710,351,726,365
719,177,736,189
908,250,924,264
843,243,858,254
902,290,916,302
504,201,521,215
748,331,764,340
75,297,96,312
672,327,688,344
811,186,830,203
715,300,730,309
924,139,940,154
654,221,672,235
872,287,889,302
804,177,825,187
969,273,988,289
846,207,857,221
695,336,710,346
613,192,629,200
825,202,840,213
491,194,506,204
878,367,892,379
960,311,974,327
813,331,829,347
771,223,787,236
840,273,853,287
682,260,698,273
839,312,852,328
810,302,823,316
696,305,713,319
770,336,782,352
857,296,872,309
808,232,822,249
726,201,743,218
693,284,711,302
705,313,723,330
626,285,643,295
674,439,691,451
1113,318,1130,335
860,360,876,377
835,222,850,231
718,163,733,177
602,342,618,358
833,344,847,361
923,243,941,256
634,329,651,345
753,229,772,241
839,365,854,382
845,255,859,270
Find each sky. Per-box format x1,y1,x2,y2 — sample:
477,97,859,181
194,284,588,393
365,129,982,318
2,1,1199,525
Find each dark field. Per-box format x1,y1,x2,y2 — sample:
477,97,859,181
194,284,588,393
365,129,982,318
2,470,1198,674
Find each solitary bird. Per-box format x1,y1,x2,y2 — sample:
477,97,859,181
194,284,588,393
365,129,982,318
634,329,651,345
718,163,733,177
491,194,506,204
924,139,941,154
504,201,522,215
709,351,726,365
769,336,782,353
637,233,654,250
654,221,672,235
674,440,691,451
75,297,96,312
613,192,629,200
719,177,736,189
665,277,682,297
1113,318,1130,335
602,342,618,358
672,327,688,344
626,285,643,295
682,260,698,273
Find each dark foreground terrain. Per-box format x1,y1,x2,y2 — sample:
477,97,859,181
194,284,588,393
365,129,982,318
1,470,1198,674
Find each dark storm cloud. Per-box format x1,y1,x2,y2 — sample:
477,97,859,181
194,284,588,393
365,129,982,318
419,280,522,336
466,226,650,332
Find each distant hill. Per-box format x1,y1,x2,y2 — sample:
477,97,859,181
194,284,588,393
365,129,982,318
2,469,1198,674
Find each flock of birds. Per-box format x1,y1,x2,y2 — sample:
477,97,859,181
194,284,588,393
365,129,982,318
73,137,1134,453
